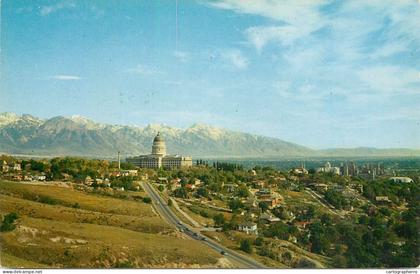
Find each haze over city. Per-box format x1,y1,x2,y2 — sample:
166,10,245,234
1,0,420,149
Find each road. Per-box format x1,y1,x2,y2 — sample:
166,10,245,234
141,182,266,269
305,188,345,219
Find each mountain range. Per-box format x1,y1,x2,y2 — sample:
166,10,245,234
0,112,419,159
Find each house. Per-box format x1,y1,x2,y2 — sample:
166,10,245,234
313,183,328,192
238,222,258,235
256,188,271,198
295,221,312,230
259,197,282,209
185,184,195,190
259,213,281,224
84,176,93,185
33,175,46,181
1,161,9,172
375,196,391,204
61,173,71,181
291,167,308,175
389,177,413,183
168,178,181,191
11,175,23,181
12,163,22,171
194,179,203,186
121,170,138,177
250,169,257,176
23,175,32,181
253,180,266,189
103,178,111,187
288,175,299,182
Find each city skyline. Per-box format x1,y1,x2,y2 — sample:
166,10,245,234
1,0,420,149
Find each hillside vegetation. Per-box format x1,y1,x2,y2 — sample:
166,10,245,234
0,180,223,268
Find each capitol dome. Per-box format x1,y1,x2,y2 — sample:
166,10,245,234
151,132,167,156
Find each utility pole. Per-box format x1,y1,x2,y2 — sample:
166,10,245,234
118,151,121,171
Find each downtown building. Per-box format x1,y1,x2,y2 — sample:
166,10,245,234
126,132,192,169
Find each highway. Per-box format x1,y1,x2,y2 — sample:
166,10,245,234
141,182,266,269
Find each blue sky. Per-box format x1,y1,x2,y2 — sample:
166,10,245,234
1,0,419,149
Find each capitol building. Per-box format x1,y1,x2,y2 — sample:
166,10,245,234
126,132,192,169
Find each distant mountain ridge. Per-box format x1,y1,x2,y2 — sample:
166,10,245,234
0,112,418,159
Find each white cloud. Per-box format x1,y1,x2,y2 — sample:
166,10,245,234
50,75,81,80
209,0,328,50
369,43,407,59
126,65,163,75
174,51,190,62
358,66,420,94
40,1,75,16
208,0,327,26
221,50,249,69
245,25,310,51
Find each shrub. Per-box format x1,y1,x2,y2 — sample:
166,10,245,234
0,212,19,232
38,195,58,205
240,239,253,254
254,236,264,246
72,202,81,209
200,210,210,218
282,251,292,262
213,213,225,227
296,257,316,268
142,197,152,204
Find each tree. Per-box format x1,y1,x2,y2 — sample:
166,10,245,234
236,185,250,198
254,237,264,246
272,206,289,219
174,187,188,198
309,222,330,254
0,212,19,232
228,199,244,211
157,185,164,192
321,214,332,226
197,187,209,198
305,205,316,220
265,222,290,240
240,239,253,253
30,159,46,172
258,201,269,212
167,199,173,206
213,213,225,227
142,197,152,204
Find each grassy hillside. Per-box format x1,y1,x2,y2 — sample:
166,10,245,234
0,181,223,268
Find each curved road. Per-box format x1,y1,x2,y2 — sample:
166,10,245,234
141,182,266,269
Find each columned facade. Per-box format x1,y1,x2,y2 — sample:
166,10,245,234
126,132,192,169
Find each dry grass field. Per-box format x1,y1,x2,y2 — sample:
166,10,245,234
0,180,223,268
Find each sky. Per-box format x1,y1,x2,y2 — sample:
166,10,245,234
1,0,420,149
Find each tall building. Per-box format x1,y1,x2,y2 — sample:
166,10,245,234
316,162,341,175
126,132,192,169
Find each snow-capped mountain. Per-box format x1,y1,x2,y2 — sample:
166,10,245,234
0,112,313,158
0,113,418,158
